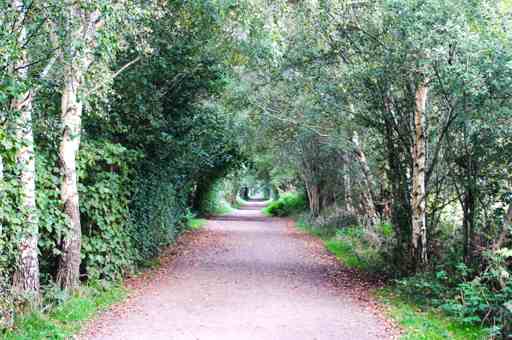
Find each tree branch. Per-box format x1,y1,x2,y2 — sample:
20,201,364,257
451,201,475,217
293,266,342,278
85,57,142,96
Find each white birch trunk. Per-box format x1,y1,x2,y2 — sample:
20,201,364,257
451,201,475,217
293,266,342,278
11,0,40,296
411,83,429,266
56,65,84,289
56,6,100,290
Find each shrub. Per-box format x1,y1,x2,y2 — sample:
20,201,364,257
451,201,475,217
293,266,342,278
263,192,307,217
442,251,512,338
392,251,512,338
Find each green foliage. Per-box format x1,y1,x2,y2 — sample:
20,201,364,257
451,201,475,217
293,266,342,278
196,180,235,216
295,215,491,338
263,192,307,217
2,0,512,337
0,277,14,329
295,217,331,240
440,252,512,337
35,152,68,281
325,237,366,270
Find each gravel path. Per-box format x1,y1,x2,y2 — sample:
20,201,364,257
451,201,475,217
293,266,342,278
81,202,395,340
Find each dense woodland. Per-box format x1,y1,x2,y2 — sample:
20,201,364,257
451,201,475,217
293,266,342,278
1,0,512,338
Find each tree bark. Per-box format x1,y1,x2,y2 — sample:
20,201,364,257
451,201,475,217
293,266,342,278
342,152,354,214
271,185,279,201
462,187,475,263
11,0,40,297
240,187,249,201
411,82,429,267
352,132,378,228
308,182,321,217
56,6,101,290
227,179,240,205
56,65,84,290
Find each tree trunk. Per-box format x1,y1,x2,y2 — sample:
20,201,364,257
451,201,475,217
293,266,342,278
56,66,83,290
308,183,321,217
55,6,101,290
271,185,279,201
352,132,378,228
462,188,475,263
342,152,354,214
411,83,429,268
11,0,40,297
228,181,240,205
240,187,249,201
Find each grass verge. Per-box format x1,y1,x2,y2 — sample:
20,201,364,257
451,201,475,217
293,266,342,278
3,283,126,340
187,218,207,230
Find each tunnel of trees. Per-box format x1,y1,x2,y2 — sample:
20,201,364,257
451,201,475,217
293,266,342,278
1,0,512,337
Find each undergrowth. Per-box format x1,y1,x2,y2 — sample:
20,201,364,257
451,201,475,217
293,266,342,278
377,289,489,340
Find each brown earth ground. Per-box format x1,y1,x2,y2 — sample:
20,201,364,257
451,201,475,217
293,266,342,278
79,201,398,340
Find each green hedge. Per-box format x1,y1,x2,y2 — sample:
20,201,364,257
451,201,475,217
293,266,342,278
129,168,190,265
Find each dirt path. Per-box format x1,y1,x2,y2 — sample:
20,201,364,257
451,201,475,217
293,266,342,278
81,202,395,340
